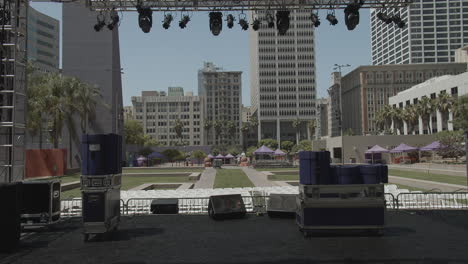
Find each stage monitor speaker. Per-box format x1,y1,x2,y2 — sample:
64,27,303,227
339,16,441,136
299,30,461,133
151,199,179,214
267,194,297,218
208,194,246,220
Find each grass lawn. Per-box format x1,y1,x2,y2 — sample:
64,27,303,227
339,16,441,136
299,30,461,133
214,169,255,189
269,174,299,181
61,175,189,199
123,168,204,174
256,168,298,172
389,169,467,186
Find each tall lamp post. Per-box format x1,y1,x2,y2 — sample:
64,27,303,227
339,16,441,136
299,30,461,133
333,64,350,164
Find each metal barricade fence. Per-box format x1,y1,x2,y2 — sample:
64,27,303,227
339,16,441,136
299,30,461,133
60,192,468,217
396,192,468,210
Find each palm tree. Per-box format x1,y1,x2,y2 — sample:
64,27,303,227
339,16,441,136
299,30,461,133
307,119,316,140
213,120,224,144
174,118,184,144
402,104,418,135
27,73,49,149
292,118,302,144
374,109,386,133
240,122,250,150
378,105,394,133
203,119,212,141
43,73,67,148
436,93,454,131
393,107,404,135
225,120,237,144
416,97,436,134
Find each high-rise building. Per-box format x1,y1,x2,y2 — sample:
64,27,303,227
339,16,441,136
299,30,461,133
132,91,205,146
316,98,328,139
249,10,316,144
198,62,242,146
241,106,252,123
371,0,468,65
341,63,467,135
28,7,60,72
123,106,134,121
327,72,342,138
455,45,468,63
168,87,184,97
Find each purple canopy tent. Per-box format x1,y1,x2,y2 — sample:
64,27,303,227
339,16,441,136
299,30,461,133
390,143,418,164
365,145,389,164
215,154,225,159
137,156,147,167
207,154,214,159
420,141,442,151
390,143,418,153
253,145,275,155
225,154,235,159
273,149,286,156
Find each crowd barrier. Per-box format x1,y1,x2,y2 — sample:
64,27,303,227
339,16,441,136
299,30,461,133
60,192,468,217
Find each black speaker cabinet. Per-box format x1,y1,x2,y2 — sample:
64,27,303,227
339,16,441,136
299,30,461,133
151,199,179,214
0,182,22,252
21,180,61,225
208,194,246,220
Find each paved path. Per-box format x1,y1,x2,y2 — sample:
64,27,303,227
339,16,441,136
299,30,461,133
389,175,467,192
241,167,278,187
193,168,216,189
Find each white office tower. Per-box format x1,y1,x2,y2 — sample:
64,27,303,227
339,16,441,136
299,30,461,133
250,10,317,144
371,0,468,65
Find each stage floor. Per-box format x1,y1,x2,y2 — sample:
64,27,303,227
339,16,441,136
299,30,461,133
1,211,468,264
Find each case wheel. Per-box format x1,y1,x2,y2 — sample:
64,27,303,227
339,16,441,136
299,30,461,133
83,234,90,242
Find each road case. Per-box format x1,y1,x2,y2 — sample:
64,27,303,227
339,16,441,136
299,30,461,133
21,180,61,226
82,187,120,242
296,184,385,236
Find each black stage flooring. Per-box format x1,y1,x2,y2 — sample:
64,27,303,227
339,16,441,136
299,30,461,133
1,211,468,264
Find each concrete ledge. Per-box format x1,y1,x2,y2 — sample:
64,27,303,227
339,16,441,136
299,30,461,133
188,173,201,181
388,165,466,177
61,181,81,191
271,170,299,176
130,182,194,191
123,167,203,171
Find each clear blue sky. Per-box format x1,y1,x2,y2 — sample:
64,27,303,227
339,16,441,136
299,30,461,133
31,3,372,107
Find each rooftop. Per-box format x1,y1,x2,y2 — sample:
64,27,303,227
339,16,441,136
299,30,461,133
2,211,468,263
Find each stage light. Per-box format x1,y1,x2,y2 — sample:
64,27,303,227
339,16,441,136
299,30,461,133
163,14,173,29
310,12,320,27
344,2,361,30
226,14,235,29
252,18,261,31
276,10,290,35
137,6,153,33
326,13,338,25
266,11,275,28
392,14,402,25
209,12,223,36
94,19,105,32
397,20,405,29
107,9,119,30
239,18,249,30
179,15,190,29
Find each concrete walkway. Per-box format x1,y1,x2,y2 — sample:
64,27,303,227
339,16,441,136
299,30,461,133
389,175,467,192
388,164,467,177
241,167,278,187
193,168,216,189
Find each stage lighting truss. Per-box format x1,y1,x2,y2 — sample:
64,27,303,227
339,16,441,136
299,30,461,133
179,14,191,28
209,11,223,35
238,13,249,30
326,9,338,25
163,13,173,29
87,0,412,13
107,9,120,30
276,10,290,35
226,14,235,28
94,12,106,31
310,10,320,27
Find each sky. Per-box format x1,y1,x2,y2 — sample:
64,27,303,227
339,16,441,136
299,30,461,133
31,3,372,107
